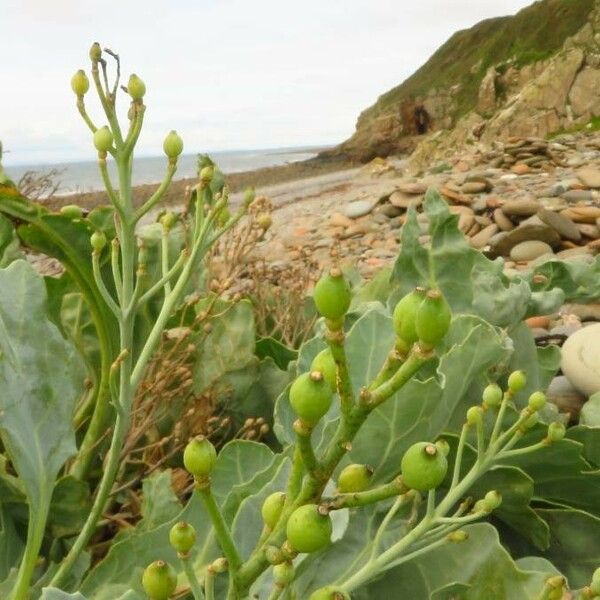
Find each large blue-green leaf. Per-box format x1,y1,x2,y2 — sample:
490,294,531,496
0,261,83,576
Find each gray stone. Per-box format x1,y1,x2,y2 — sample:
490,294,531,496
396,182,427,195
462,181,488,194
561,323,600,396
377,204,403,218
501,199,540,217
344,200,376,219
389,191,422,209
509,240,554,261
470,224,499,249
546,375,586,418
490,221,561,256
561,189,594,203
537,208,582,242
576,165,600,189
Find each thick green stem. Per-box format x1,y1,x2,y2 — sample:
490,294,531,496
295,429,318,475
368,349,405,391
181,556,205,600
10,502,49,600
327,478,407,509
134,162,176,221
325,328,354,418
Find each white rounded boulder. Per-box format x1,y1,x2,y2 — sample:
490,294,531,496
561,323,600,397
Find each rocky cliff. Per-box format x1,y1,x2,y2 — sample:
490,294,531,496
322,0,597,164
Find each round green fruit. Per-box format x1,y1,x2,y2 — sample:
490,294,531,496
482,490,502,512
482,383,503,408
169,521,196,555
89,42,102,61
308,586,351,600
392,287,426,346
163,130,183,160
128,73,146,100
60,204,84,219
289,371,333,427
507,370,526,393
310,349,337,390
337,463,373,493
90,230,107,252
401,442,448,492
183,436,217,478
415,289,451,348
71,69,89,96
93,126,113,152
273,561,295,586
200,165,214,183
261,491,286,529
466,406,483,426
286,504,332,553
313,269,351,321
142,560,177,600
528,391,546,412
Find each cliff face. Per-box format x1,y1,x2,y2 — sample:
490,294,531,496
323,0,596,163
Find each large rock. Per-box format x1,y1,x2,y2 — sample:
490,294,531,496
569,67,600,119
561,323,600,396
537,208,581,242
490,219,561,256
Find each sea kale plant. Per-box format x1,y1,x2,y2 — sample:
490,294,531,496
2,45,600,600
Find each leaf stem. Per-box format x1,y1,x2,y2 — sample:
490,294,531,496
181,555,205,600
325,327,354,418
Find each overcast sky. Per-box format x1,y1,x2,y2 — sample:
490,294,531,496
2,0,534,166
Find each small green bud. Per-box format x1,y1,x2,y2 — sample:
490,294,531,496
273,561,295,586
591,578,600,595
71,70,90,96
89,42,102,62
482,383,503,408
401,442,448,492
183,435,217,478
142,560,177,600
289,371,333,427
507,370,526,393
265,545,285,565
482,490,502,511
160,211,177,230
472,499,486,513
90,230,107,252
308,586,351,600
337,463,373,493
261,492,286,529
547,422,566,443
128,73,146,100
447,530,469,542
528,391,546,412
211,557,228,573
169,521,196,555
466,406,483,427
435,438,450,457
200,165,214,183
310,348,337,390
93,126,113,152
163,130,183,160
392,287,427,346
60,204,84,219
592,566,600,584
244,187,256,207
257,213,272,230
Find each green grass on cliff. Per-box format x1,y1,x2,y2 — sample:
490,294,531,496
361,0,594,124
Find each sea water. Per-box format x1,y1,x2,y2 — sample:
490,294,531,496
7,146,320,196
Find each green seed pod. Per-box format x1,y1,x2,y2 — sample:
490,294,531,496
392,287,426,346
261,492,286,529
265,545,284,565
142,560,177,600
547,422,566,442
183,436,217,478
71,70,90,96
507,370,526,393
466,406,483,427
435,438,450,457
415,289,451,348
273,561,295,586
337,463,373,493
169,521,196,555
308,586,351,600
90,230,107,252
93,126,113,152
286,504,332,553
447,530,469,542
313,268,352,321
482,490,502,512
89,42,102,61
200,165,214,184
310,348,337,390
60,204,84,219
163,130,184,160
401,442,448,492
289,371,333,427
128,73,146,100
528,391,546,412
482,383,503,408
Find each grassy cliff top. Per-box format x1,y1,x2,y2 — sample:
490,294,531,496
358,0,594,125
